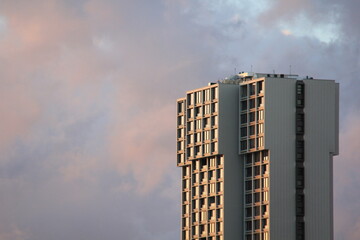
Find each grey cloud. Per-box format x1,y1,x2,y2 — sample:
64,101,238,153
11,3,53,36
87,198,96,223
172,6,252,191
0,0,360,239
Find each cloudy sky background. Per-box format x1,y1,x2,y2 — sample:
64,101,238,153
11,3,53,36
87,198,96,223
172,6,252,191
0,0,359,239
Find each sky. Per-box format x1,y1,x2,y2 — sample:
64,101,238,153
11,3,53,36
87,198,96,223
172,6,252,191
0,0,359,239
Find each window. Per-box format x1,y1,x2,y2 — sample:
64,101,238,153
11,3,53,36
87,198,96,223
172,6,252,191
217,195,223,205
189,147,194,157
209,183,216,193
254,166,260,176
258,110,264,120
188,121,194,131
254,179,260,189
262,219,268,229
254,206,260,216
212,129,218,139
246,221,252,231
204,131,210,140
257,123,264,134
249,99,255,109
203,117,210,128
217,182,223,192
241,127,247,137
177,141,184,151
246,207,252,217
178,116,184,125
196,91,202,104
296,192,305,216
241,100,248,111
196,119,202,129
257,81,263,94
187,93,193,106
262,177,269,188
177,128,184,138
246,194,252,204
241,140,247,151
241,85,248,97
177,101,184,113
241,114,247,123
262,191,269,202
211,103,218,113
204,143,210,154
217,169,224,179
195,106,201,117
249,139,255,149
209,223,216,233
195,146,201,156
196,132,201,143
254,220,260,230
296,113,305,134
249,125,255,135
212,116,218,126
246,167,252,177
257,97,263,107
262,164,268,174
249,112,256,122
250,84,256,95
204,89,211,102
262,205,268,216
254,192,260,202
296,166,305,189
245,181,252,191
204,104,211,115
257,137,264,147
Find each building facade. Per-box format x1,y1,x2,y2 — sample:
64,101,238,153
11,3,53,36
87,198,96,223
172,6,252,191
176,72,339,240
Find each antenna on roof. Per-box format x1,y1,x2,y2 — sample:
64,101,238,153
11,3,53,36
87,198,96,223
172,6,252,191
251,65,253,72
289,65,292,75
234,67,237,75
273,70,275,74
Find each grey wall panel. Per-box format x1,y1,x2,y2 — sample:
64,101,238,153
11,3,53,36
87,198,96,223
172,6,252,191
303,79,338,240
264,77,297,240
218,84,243,239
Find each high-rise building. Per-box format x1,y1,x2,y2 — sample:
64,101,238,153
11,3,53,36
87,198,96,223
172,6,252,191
176,72,339,240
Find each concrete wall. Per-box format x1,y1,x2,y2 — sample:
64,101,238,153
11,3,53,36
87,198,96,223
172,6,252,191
264,77,338,240
303,79,339,240
218,83,243,240
264,77,297,240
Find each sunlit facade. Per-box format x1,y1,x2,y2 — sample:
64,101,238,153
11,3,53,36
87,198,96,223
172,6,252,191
176,72,339,240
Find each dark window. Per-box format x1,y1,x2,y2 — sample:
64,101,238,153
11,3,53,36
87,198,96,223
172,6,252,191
241,101,248,111
246,207,252,217
249,139,255,149
254,179,260,189
241,127,247,137
254,166,260,176
254,220,260,230
249,99,256,109
241,140,248,151
246,167,252,177
246,221,252,231
241,114,247,123
250,84,256,95
296,221,305,240
246,194,252,204
241,85,248,97
296,192,305,216
254,193,260,202
296,166,305,189
254,206,260,216
249,112,256,122
246,181,252,191
249,125,255,135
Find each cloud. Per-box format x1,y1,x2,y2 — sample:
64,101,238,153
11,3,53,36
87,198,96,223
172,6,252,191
0,0,359,239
